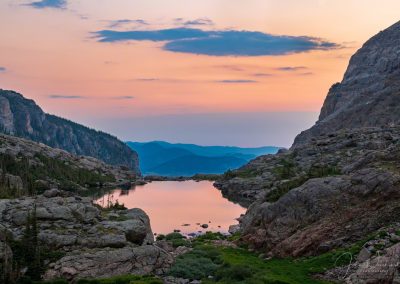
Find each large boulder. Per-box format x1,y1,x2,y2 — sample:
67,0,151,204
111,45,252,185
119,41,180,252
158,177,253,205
0,190,173,280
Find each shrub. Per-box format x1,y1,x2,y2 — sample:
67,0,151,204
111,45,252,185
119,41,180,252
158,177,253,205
165,232,185,241
214,264,254,281
168,247,222,280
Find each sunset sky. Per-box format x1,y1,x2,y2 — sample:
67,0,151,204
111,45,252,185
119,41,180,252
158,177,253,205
0,0,399,147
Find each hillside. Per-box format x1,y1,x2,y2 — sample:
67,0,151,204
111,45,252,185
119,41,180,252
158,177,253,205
215,21,400,283
0,90,140,173
0,133,135,197
127,141,280,176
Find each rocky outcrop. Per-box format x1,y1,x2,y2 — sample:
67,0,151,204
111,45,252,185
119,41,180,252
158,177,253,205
0,89,139,173
320,224,400,283
0,189,173,281
294,21,400,146
223,127,400,256
0,133,135,193
215,20,400,273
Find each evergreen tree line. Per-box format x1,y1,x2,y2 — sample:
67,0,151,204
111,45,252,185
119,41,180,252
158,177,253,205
1,206,44,283
0,152,116,198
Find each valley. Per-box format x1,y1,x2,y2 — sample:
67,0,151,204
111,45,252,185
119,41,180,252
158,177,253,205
0,4,400,284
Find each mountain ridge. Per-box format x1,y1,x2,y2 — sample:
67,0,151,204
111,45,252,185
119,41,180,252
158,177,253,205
127,141,280,176
214,20,400,282
0,89,140,174
293,20,400,146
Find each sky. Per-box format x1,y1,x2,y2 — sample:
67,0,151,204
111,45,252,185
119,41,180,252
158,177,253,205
0,0,399,147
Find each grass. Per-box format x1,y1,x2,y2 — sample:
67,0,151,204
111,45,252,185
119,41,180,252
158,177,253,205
168,232,364,284
266,165,341,202
34,275,162,284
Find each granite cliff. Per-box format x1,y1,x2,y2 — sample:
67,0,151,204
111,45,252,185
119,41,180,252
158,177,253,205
215,21,400,283
0,90,139,173
294,21,400,146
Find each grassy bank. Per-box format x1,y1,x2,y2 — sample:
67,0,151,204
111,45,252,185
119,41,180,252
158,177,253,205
167,232,362,284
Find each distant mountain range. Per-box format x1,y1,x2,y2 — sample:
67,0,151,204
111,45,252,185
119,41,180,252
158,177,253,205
127,141,281,176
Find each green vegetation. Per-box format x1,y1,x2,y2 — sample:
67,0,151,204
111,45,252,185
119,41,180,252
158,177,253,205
1,207,66,284
266,164,341,202
273,158,297,180
0,152,116,198
223,168,259,179
167,232,363,284
75,275,163,284
192,174,221,181
4,275,162,284
168,246,222,279
165,232,190,248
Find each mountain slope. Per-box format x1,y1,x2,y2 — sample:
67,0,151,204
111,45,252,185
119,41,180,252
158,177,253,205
214,21,400,282
293,21,400,146
152,141,280,157
127,141,281,176
127,142,193,172
147,154,247,176
0,90,140,173
0,133,135,197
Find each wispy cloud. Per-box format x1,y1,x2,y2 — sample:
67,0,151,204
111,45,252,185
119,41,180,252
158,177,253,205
94,27,340,57
0,67,6,72
26,0,67,9
135,78,160,82
48,95,84,99
113,96,135,100
276,66,307,72
215,65,244,72
175,18,214,27
215,79,258,84
299,72,314,76
107,19,148,29
252,73,274,77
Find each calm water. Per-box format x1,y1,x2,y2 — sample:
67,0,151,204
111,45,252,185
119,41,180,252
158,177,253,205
96,181,246,235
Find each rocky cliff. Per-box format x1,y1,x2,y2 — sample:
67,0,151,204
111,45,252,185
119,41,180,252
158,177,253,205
215,21,400,283
0,90,139,173
294,21,400,146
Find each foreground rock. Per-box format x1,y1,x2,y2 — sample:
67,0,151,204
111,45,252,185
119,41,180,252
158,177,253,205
319,224,400,283
215,19,400,272
0,190,173,280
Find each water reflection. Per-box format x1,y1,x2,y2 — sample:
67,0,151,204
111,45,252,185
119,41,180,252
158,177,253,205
96,181,246,235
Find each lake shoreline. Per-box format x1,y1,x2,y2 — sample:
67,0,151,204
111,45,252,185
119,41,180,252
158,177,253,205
95,180,245,236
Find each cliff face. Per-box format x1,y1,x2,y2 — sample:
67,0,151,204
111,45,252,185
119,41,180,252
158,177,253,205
215,21,400,282
0,90,140,174
293,21,400,146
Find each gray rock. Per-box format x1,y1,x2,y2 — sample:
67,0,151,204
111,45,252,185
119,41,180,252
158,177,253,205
347,243,400,283
44,245,173,281
215,22,400,267
293,21,400,146
1,191,173,280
